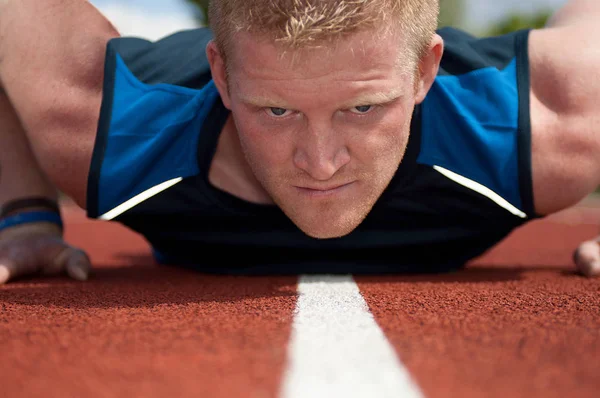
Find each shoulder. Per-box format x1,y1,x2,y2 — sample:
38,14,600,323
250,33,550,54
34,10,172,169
107,27,215,88
414,27,536,218
87,28,222,219
430,28,531,131
436,26,530,76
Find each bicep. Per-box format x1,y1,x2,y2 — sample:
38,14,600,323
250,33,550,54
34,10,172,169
0,0,120,133
529,25,599,115
529,25,600,215
0,0,120,206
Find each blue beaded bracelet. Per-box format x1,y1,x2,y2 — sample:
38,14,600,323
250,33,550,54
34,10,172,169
0,211,63,233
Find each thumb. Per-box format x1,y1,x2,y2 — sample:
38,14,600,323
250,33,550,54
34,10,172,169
65,249,92,281
49,247,92,281
0,260,14,284
573,240,600,277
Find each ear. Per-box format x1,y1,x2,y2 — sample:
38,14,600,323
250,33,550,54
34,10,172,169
206,40,232,109
414,34,444,104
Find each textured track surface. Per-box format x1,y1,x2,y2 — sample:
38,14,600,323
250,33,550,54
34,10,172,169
357,219,600,398
1,207,297,398
1,200,599,397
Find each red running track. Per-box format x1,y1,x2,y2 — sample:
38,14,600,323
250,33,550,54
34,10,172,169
1,198,599,398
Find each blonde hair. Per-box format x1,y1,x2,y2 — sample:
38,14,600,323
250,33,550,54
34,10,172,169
209,0,440,65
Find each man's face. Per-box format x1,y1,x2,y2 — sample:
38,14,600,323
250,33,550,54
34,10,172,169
222,29,420,239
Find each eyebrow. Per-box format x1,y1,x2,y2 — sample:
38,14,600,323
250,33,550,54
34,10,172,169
339,90,404,108
238,89,404,110
239,94,294,109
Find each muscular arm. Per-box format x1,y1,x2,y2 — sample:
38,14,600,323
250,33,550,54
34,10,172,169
0,1,122,284
529,0,600,215
0,0,120,206
544,0,600,27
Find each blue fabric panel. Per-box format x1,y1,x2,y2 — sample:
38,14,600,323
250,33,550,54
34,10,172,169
97,54,219,216
418,58,522,209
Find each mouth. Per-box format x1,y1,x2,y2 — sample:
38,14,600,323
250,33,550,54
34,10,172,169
294,182,356,198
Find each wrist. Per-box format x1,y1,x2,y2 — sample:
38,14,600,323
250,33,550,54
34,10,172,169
0,196,60,218
0,219,63,241
0,197,63,236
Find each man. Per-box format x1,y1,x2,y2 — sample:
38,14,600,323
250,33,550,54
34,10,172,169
0,0,598,283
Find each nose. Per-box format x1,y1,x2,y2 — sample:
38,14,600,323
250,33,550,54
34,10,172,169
293,122,350,181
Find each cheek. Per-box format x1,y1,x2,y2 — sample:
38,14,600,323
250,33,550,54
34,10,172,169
348,113,410,167
381,104,413,152
232,111,291,167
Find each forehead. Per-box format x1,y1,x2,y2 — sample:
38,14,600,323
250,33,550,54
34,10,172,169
227,27,413,81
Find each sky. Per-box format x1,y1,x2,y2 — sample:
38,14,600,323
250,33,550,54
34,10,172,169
89,0,569,41
89,0,202,41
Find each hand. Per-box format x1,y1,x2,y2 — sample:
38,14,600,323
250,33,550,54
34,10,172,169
0,222,91,284
573,238,600,277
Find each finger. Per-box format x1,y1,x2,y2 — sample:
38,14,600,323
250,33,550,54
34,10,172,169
573,240,600,277
44,246,91,281
0,257,40,284
41,245,72,276
64,249,92,281
0,261,11,284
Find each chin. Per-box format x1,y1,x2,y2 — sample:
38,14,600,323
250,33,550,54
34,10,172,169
303,227,357,240
287,209,368,240
267,183,381,239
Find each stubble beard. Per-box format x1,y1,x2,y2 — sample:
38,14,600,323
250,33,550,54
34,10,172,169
241,147,401,239
235,117,411,239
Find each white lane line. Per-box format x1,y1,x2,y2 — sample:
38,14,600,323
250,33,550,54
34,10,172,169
279,275,424,398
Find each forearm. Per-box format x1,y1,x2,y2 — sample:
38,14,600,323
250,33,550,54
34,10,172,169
0,90,57,206
546,0,600,28
0,0,66,205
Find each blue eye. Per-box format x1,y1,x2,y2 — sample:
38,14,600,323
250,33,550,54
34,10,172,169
268,107,289,117
350,105,373,114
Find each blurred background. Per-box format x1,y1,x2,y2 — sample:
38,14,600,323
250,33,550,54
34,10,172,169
89,0,568,41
